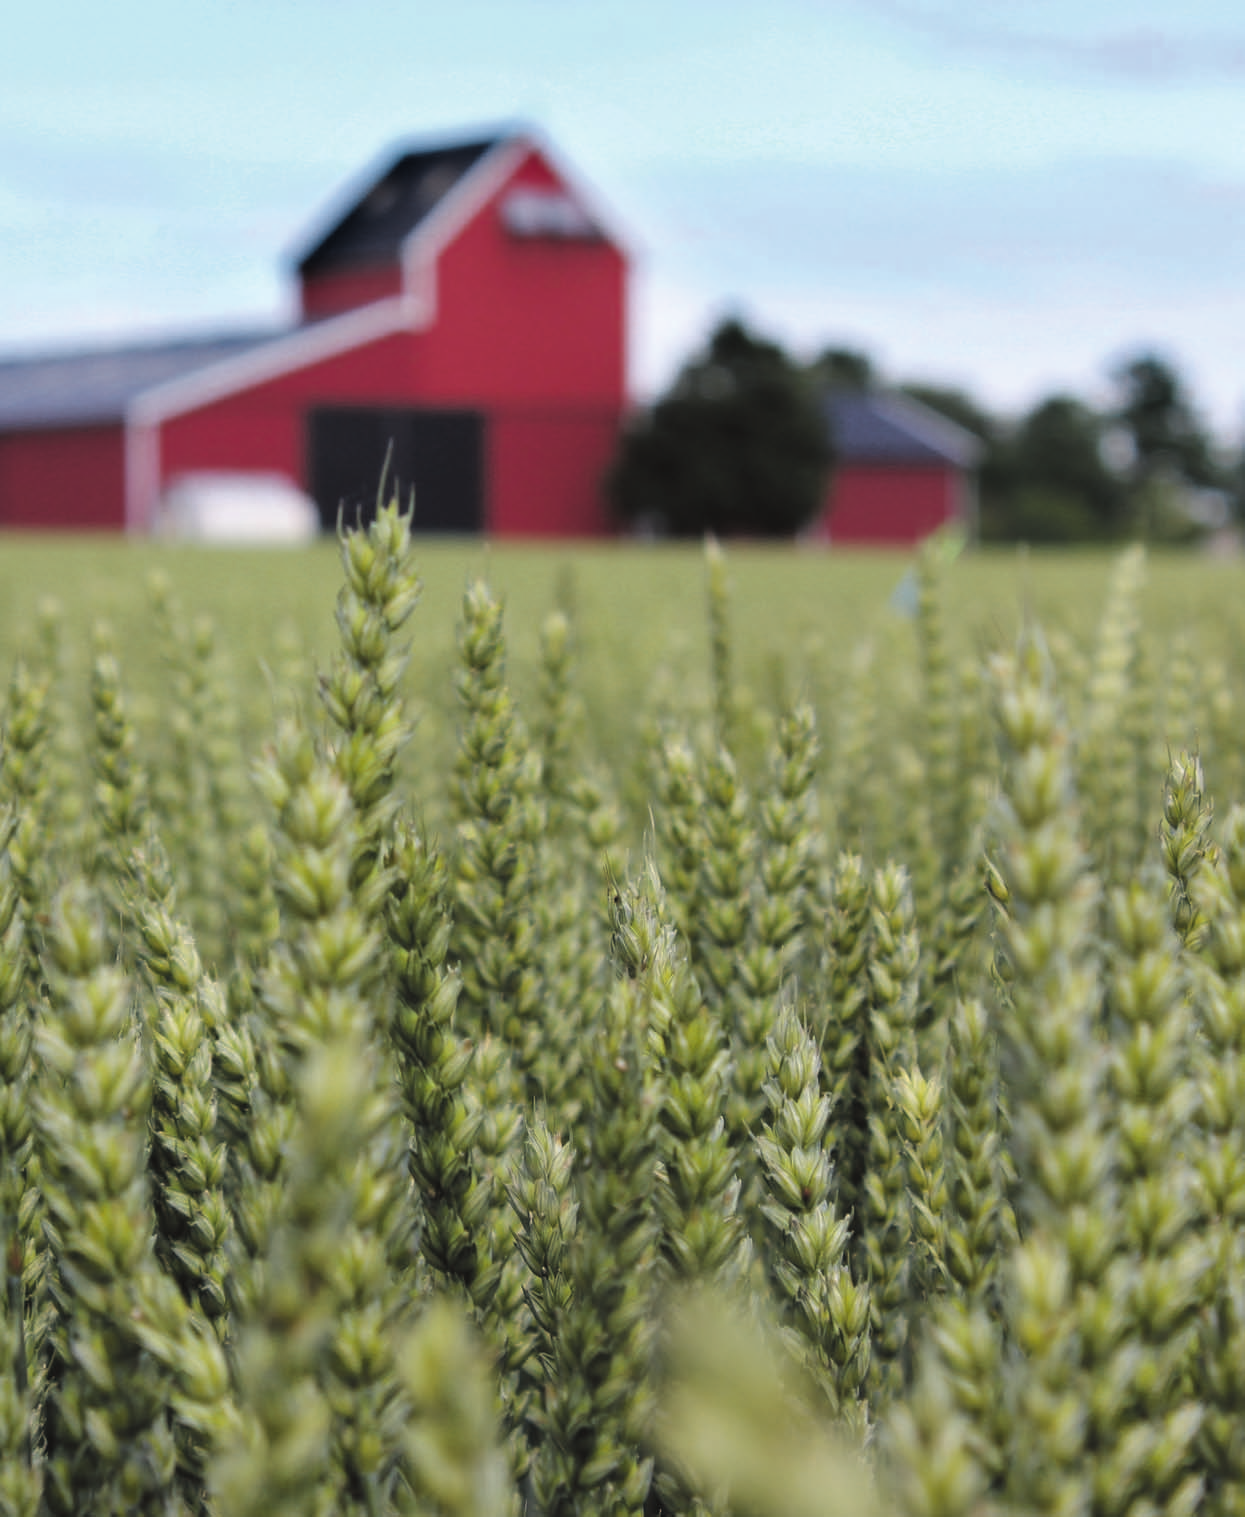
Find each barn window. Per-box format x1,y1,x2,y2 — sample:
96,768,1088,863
501,188,599,240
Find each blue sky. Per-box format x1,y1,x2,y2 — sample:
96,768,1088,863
3,1,1244,439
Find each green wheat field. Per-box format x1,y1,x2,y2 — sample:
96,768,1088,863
1,533,1239,771
2,520,1245,1517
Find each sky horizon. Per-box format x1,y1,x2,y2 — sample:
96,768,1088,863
3,1,1244,444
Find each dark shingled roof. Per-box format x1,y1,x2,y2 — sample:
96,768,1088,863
296,135,503,277
0,331,275,430
827,391,982,470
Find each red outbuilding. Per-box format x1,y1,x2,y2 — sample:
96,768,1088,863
810,391,981,546
0,127,628,535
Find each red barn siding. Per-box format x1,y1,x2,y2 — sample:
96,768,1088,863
160,401,304,485
153,329,419,499
413,150,625,409
0,425,125,529
300,264,404,321
489,409,617,535
823,465,961,545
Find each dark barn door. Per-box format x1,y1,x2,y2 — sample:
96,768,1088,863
307,406,485,532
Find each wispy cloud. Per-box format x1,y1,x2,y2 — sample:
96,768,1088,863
642,154,1245,302
861,1,1245,83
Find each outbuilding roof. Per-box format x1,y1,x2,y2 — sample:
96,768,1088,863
0,331,274,430
294,133,505,277
827,391,982,470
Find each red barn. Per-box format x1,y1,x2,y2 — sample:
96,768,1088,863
810,391,981,546
0,127,628,535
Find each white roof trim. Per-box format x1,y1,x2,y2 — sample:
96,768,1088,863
128,295,419,426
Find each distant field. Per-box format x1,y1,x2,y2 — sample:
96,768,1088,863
0,533,924,661
1,533,1241,788
3,530,1236,657
0,535,927,718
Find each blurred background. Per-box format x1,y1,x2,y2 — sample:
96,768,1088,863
2,0,1243,544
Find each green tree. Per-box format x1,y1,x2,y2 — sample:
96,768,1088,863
607,319,833,538
1112,352,1225,540
808,346,877,393
1112,352,1218,489
1228,433,1245,525
986,394,1128,543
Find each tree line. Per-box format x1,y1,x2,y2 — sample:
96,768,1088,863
609,318,1243,544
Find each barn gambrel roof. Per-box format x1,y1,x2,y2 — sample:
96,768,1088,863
294,134,504,276
290,125,622,280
